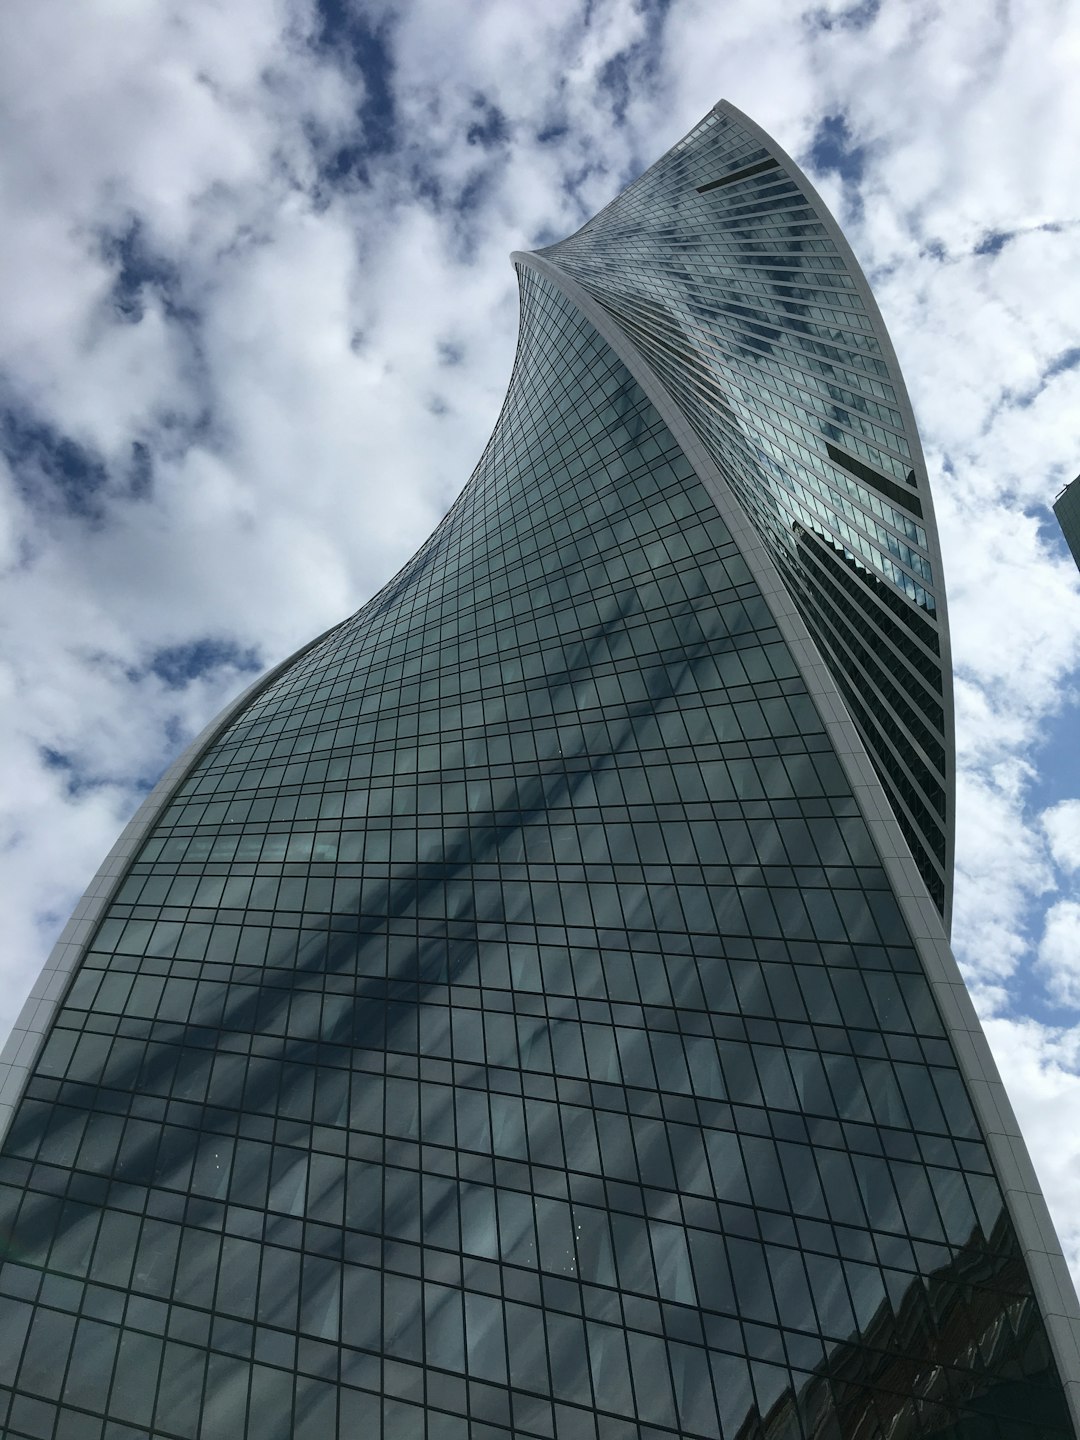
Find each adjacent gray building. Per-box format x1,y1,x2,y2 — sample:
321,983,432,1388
0,103,1077,1440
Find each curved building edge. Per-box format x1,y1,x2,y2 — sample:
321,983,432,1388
514,246,1080,1429
0,618,346,1152
713,99,959,932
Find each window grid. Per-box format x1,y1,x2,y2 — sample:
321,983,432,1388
0,207,1068,1440
538,107,952,913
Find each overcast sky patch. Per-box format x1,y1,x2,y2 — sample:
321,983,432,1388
313,0,398,165
0,406,109,524
808,111,866,185
146,636,263,689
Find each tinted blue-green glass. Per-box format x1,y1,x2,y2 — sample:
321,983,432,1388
538,106,950,915
0,269,1070,1439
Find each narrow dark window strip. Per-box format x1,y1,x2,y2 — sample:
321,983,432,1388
696,156,780,193
826,441,924,517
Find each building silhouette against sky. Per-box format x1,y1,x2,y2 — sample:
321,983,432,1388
1055,476,1080,573
1,103,1078,1440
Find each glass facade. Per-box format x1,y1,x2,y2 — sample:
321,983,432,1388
536,104,952,917
1054,476,1080,573
0,111,1076,1440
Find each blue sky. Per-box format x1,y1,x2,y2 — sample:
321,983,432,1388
1,0,1079,1272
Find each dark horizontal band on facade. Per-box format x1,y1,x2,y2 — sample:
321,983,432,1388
826,443,923,519
696,156,780,193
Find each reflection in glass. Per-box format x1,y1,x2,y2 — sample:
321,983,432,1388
0,110,1074,1440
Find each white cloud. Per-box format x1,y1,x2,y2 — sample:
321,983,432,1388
984,1016,1080,1284
952,757,1054,994
1039,901,1080,1010
1044,798,1080,875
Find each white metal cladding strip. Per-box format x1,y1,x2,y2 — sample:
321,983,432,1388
514,246,1080,1427
712,99,959,929
0,619,346,1154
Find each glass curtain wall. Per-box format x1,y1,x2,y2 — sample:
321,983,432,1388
0,125,1075,1440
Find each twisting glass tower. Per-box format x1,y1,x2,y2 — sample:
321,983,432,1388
1,103,1078,1440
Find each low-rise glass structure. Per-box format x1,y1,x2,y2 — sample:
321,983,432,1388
0,103,1077,1440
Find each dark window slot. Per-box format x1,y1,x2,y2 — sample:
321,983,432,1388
826,442,923,518
696,156,780,194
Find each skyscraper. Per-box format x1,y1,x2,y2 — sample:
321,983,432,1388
1055,477,1080,573
1,100,1077,1439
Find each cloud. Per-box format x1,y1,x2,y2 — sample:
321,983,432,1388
952,758,1054,999
1044,798,1080,875
1039,901,1080,1010
984,1016,1080,1281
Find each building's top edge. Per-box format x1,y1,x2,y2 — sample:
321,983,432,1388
517,101,961,922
